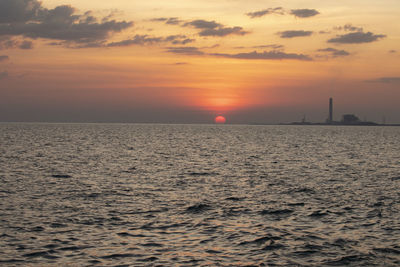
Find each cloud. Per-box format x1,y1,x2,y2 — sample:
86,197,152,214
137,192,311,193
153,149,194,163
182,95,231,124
290,9,319,18
166,46,312,61
246,7,284,18
19,40,33,49
151,17,182,25
252,44,284,49
172,62,189,65
107,35,162,46
211,50,312,61
0,71,8,79
0,0,42,24
184,20,221,29
0,55,9,62
166,47,204,55
335,24,363,32
0,0,133,47
0,37,34,50
184,19,248,37
317,47,350,57
235,44,284,50
319,30,330,34
246,8,319,19
107,34,194,47
165,35,195,45
278,30,313,38
202,44,220,49
0,37,17,49
199,27,248,37
328,31,386,44
366,77,400,84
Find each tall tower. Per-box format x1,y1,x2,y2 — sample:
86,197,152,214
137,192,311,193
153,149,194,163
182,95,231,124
329,97,333,123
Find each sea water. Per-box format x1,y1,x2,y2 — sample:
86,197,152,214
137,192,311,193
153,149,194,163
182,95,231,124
0,123,399,266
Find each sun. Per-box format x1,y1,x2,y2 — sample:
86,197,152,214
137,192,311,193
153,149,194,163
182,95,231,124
214,115,226,124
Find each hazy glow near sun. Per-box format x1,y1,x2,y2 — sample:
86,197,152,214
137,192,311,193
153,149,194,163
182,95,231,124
215,116,226,124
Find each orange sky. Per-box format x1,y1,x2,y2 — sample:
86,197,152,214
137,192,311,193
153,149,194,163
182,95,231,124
0,0,399,123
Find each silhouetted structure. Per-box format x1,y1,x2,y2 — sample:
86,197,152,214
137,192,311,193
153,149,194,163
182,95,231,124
289,97,379,126
341,114,360,124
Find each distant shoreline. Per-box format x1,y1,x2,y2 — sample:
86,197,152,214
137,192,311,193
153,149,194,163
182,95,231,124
282,122,400,127
0,121,400,126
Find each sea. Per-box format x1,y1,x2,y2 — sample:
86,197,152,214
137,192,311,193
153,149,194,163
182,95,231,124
0,123,399,266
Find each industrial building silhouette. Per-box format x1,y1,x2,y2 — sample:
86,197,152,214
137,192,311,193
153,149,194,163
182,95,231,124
291,97,378,126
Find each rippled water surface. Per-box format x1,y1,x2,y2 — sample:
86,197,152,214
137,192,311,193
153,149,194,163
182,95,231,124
1,123,400,266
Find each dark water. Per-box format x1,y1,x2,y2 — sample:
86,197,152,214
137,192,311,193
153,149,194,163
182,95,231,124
1,123,400,266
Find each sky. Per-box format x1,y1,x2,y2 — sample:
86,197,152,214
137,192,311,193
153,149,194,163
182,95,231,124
0,0,399,124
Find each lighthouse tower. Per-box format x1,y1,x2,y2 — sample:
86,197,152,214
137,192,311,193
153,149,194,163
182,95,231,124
328,97,333,124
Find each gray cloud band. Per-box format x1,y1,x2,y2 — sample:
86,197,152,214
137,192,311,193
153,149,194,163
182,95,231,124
0,0,133,47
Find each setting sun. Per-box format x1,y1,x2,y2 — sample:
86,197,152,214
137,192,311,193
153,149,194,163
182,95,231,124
215,116,226,124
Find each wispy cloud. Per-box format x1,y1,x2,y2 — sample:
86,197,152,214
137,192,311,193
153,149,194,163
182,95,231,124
319,30,331,34
184,20,221,29
246,8,284,18
328,31,386,44
165,47,204,55
246,8,319,19
317,48,350,57
151,17,182,25
0,37,33,50
0,71,8,79
19,40,33,49
252,44,284,49
166,46,312,61
290,9,319,18
0,55,9,62
184,19,249,37
334,24,363,32
278,30,313,38
233,44,284,51
211,50,312,61
366,77,400,84
165,35,195,45
199,27,248,37
107,35,194,47
172,62,189,65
